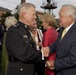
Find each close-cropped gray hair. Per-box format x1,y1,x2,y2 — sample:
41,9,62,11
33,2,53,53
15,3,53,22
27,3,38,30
5,16,17,28
62,4,76,20
18,3,35,16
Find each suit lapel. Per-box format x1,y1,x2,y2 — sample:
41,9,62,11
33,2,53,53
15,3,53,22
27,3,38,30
56,28,64,48
57,22,76,49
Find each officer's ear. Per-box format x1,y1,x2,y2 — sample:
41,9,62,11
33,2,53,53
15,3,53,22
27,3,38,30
22,11,26,18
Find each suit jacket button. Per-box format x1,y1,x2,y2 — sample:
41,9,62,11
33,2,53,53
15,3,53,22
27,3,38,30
20,68,23,71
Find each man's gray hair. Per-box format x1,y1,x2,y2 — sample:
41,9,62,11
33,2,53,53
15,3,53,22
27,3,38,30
62,4,76,20
18,3,35,16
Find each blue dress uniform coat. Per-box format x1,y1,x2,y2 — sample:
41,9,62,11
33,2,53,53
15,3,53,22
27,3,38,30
49,22,76,75
5,21,42,75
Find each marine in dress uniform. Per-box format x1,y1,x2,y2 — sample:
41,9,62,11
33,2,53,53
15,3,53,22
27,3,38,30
5,21,43,75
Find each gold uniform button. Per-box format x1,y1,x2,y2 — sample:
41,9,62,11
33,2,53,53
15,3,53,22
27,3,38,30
20,68,23,71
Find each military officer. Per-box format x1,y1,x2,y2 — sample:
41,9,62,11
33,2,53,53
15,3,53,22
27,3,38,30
5,3,49,75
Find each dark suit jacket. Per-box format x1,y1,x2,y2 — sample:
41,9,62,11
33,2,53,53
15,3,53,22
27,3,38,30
5,21,42,75
49,22,76,75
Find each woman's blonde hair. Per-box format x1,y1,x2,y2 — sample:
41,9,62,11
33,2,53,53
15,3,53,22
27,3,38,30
41,13,56,27
5,16,17,28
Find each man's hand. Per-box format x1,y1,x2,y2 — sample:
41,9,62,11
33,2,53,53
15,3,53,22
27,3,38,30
41,47,50,57
46,60,55,70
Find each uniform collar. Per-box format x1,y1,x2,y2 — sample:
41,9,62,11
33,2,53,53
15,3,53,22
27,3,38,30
18,21,29,29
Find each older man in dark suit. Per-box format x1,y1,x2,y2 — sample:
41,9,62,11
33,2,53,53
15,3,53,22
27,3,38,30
43,4,76,75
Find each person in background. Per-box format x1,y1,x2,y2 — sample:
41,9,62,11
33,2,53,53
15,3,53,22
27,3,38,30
5,16,17,31
43,4,76,75
30,22,43,50
30,23,45,75
5,3,49,75
0,23,4,75
0,24,4,50
41,13,58,75
56,25,60,33
2,16,17,75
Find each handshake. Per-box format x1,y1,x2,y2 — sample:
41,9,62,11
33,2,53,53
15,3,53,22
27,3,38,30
41,47,50,57
41,47,55,70
46,60,55,70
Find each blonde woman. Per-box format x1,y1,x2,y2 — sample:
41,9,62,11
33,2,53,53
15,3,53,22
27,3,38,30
2,16,17,75
5,16,17,31
41,13,58,75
